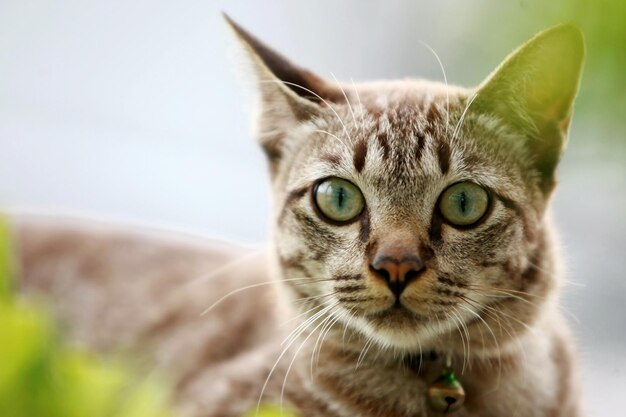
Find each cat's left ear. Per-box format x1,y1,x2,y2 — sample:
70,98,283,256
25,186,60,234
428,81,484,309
224,15,342,173
473,24,585,192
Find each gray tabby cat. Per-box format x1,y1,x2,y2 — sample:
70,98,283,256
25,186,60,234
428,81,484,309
16,17,584,417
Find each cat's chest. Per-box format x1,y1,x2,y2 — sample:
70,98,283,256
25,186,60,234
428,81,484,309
278,341,558,417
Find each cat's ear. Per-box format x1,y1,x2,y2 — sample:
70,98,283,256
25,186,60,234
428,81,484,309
224,15,342,170
473,24,584,191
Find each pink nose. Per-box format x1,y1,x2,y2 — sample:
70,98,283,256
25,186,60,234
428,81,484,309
370,245,425,297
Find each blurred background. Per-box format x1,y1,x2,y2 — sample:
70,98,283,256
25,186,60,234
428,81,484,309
1,0,623,414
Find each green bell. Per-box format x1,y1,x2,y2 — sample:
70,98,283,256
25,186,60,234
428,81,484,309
427,370,465,414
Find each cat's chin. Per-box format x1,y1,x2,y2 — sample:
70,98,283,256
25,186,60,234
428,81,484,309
359,306,441,351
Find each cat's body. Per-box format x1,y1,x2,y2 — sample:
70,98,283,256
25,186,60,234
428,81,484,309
14,18,585,417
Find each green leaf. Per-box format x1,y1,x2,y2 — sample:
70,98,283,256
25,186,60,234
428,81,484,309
0,217,14,299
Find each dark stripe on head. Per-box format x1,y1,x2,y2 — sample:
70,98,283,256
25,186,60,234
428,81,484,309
377,132,390,160
426,103,441,124
436,140,451,175
321,152,342,167
415,131,426,162
353,140,368,172
424,103,441,136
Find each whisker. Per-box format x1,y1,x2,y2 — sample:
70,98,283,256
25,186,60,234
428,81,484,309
524,261,586,289
457,301,503,389
331,72,358,127
451,306,472,373
445,310,468,374
464,291,539,336
350,78,366,128
256,303,337,414
451,91,478,143
184,249,264,288
342,306,358,344
282,307,328,347
200,276,333,316
418,40,450,136
312,129,349,149
356,336,375,369
471,284,581,325
258,80,353,143
279,303,326,327
312,310,344,375
461,295,532,394
280,310,335,410
292,291,338,305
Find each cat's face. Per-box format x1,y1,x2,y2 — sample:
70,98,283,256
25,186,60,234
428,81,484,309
270,84,547,352
227,18,584,354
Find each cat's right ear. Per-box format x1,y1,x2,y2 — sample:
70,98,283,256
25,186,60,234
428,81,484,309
224,15,341,171
472,24,584,193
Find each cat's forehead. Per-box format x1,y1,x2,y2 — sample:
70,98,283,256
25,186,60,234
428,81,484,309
285,80,527,211
352,79,465,120
300,80,466,177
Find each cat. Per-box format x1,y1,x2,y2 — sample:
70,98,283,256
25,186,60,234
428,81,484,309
15,16,584,417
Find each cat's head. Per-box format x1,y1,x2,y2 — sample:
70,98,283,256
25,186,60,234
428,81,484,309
228,17,584,354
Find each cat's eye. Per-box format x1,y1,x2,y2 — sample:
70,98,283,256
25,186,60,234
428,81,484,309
313,177,365,223
438,182,490,226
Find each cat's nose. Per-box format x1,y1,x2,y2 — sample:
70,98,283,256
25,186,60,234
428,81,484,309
370,247,425,298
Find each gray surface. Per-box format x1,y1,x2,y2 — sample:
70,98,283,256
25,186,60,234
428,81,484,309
1,1,624,414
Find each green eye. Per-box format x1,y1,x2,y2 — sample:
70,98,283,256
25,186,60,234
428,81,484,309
314,178,365,223
439,182,490,226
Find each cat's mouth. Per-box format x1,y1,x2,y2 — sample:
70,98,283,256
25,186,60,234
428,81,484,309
367,303,428,325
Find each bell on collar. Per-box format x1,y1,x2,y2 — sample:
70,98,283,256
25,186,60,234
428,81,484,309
427,369,465,414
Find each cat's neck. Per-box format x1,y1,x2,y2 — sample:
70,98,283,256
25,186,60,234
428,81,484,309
276,316,563,416
278,311,566,416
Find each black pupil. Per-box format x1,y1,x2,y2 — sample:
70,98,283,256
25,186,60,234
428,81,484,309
459,191,467,213
336,186,346,208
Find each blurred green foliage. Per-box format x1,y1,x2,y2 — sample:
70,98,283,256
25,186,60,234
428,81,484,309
243,404,299,417
0,219,297,417
0,219,13,299
0,218,176,417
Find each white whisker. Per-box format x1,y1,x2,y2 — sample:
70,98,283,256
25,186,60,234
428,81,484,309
258,80,353,143
418,40,450,136
331,72,358,127
451,91,479,143
256,303,337,414
350,78,366,128
280,311,334,410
